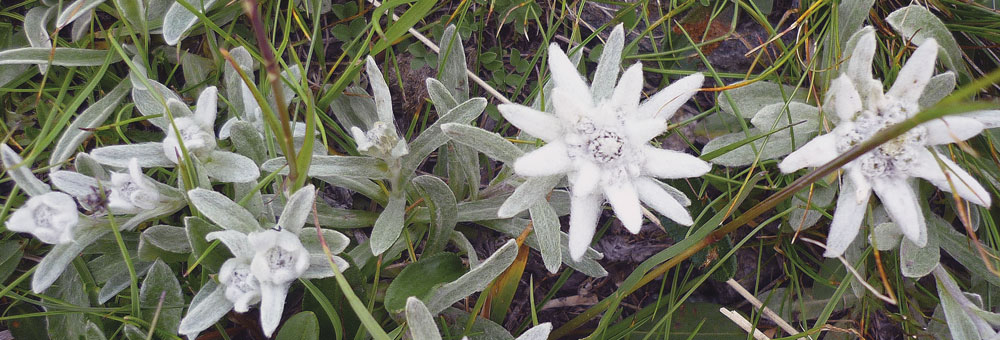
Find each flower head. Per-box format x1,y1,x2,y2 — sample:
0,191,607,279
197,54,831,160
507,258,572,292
779,31,991,257
498,24,709,260
351,121,408,159
162,87,219,163
249,228,310,336
107,158,160,214
218,258,261,313
6,192,80,244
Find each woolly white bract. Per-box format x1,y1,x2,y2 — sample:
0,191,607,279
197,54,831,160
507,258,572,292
5,191,79,244
107,158,161,214
498,24,709,261
779,30,991,257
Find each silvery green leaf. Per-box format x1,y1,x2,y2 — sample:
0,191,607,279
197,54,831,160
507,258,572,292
74,152,108,179
96,260,153,304
187,188,261,233
655,180,691,207
365,56,395,126
316,175,387,203
278,184,315,234
871,222,902,251
0,47,121,67
184,216,227,271
413,175,457,255
719,81,806,118
25,7,53,73
236,180,267,220
900,234,939,278
56,0,105,27
937,274,982,340
787,183,836,231
833,0,874,52
703,129,813,167
402,98,487,175
529,202,561,273
1,144,50,196
49,170,98,198
228,120,267,165
406,297,443,340
273,65,303,108
178,281,233,338
920,72,956,108
44,264,87,340
327,84,376,132
202,150,261,183
450,231,479,267
309,204,378,229
590,24,624,102
887,5,967,79
440,308,515,340
114,0,145,35
370,194,407,255
426,239,518,314
145,0,174,29
70,11,92,42
300,227,350,255
123,324,145,340
749,102,821,134
441,123,524,164
445,143,479,199
479,218,606,278
262,155,390,179
85,321,108,340
90,142,174,168
516,323,552,340
131,76,182,129
139,260,183,333
497,175,560,218
223,46,253,120
166,97,194,117
51,79,131,167
138,225,192,261
163,0,218,45
181,51,213,93
437,25,469,101
426,78,459,113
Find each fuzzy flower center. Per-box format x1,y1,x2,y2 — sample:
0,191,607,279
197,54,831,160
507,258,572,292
837,100,927,178
33,204,57,229
226,265,259,294
265,247,296,271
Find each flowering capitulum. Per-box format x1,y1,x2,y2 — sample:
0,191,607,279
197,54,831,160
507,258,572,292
6,192,80,244
219,258,261,313
162,87,219,163
351,121,408,159
779,31,992,257
499,24,710,261
107,158,160,214
248,229,310,336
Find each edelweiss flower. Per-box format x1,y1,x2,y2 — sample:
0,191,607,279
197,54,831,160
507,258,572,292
107,158,160,214
249,229,310,336
6,192,80,244
499,24,709,260
351,121,408,159
162,87,218,163
779,35,991,257
218,257,261,313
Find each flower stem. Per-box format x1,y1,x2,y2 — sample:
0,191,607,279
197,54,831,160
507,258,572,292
243,0,301,191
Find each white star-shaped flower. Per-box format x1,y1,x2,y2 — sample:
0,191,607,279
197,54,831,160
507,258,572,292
6,191,80,244
779,33,991,257
499,25,709,260
107,158,161,214
162,87,219,163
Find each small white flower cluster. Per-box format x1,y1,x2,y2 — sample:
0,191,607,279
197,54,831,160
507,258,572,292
162,87,220,164
7,191,79,244
779,28,992,257
179,185,351,338
500,24,709,260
